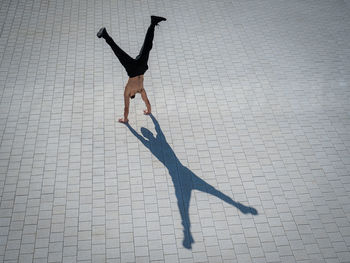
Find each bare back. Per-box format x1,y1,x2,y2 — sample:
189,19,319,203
125,75,144,95
120,74,151,123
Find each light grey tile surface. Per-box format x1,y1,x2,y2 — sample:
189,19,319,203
1,0,350,262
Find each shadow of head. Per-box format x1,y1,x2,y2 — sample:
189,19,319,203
141,127,154,140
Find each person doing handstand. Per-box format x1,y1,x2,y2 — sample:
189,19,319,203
97,16,166,123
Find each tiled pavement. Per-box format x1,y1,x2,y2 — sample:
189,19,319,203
1,0,350,262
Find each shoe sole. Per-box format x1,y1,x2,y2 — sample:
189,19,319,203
151,16,167,23
97,27,105,38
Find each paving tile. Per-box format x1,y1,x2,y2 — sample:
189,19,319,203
1,0,350,262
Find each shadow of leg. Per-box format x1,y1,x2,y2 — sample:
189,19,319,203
191,171,258,215
172,167,195,249
177,197,194,249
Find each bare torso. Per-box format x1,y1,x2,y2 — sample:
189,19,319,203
125,75,144,95
120,74,151,123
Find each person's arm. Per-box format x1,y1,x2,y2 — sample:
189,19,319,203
140,89,151,115
119,92,130,123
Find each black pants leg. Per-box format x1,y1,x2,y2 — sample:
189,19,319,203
136,24,156,64
104,33,135,73
104,24,155,77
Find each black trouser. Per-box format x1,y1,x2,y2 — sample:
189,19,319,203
103,24,155,78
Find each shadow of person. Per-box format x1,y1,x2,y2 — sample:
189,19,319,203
125,114,258,249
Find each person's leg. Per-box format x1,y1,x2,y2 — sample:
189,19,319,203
98,28,135,71
136,24,155,63
136,16,166,63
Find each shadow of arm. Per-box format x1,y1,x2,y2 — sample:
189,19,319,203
150,114,164,139
126,123,149,148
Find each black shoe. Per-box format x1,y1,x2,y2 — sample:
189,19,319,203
151,15,167,25
97,27,107,38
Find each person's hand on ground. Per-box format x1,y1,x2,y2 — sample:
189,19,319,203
118,118,128,123
143,109,151,115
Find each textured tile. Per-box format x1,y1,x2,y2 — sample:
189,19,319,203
1,0,350,262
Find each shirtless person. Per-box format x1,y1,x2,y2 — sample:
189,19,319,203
97,16,166,123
